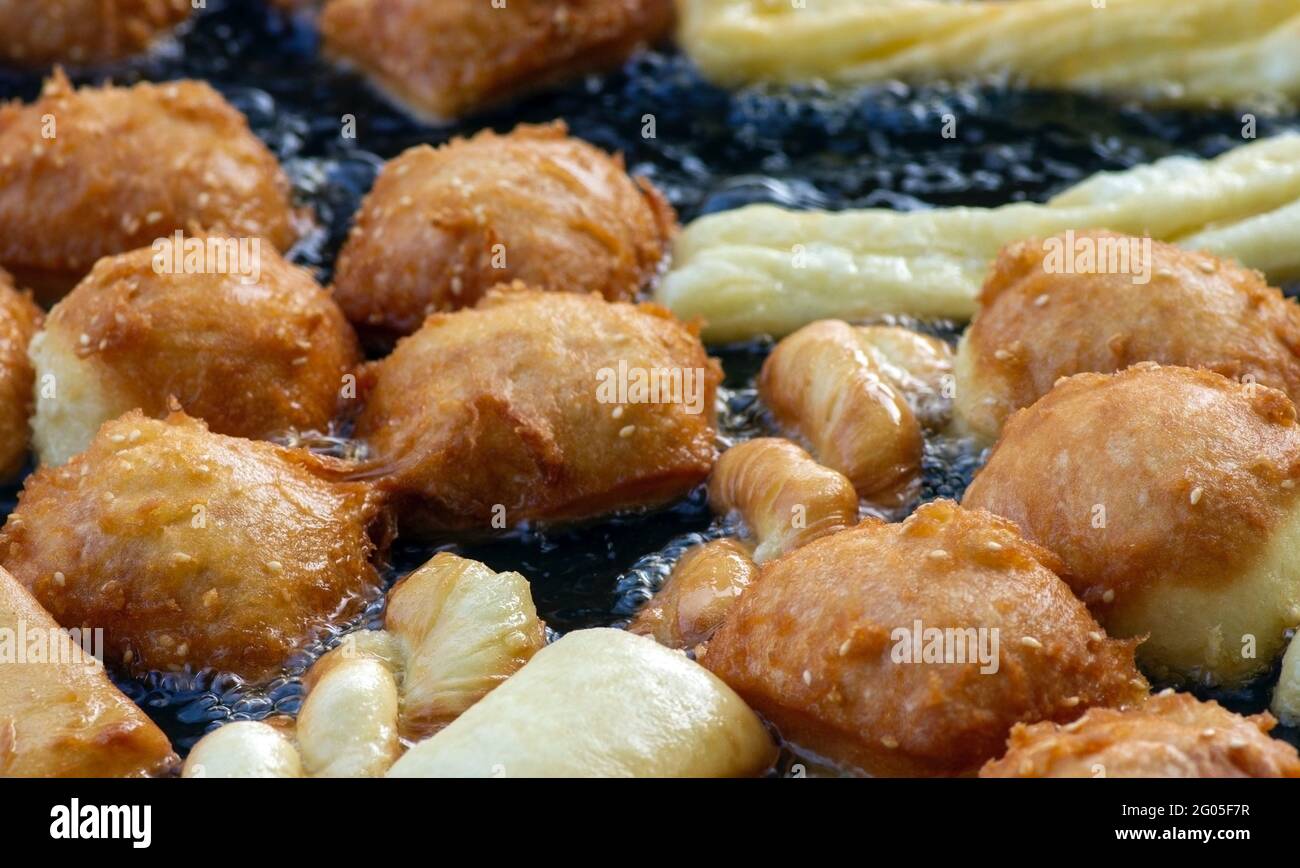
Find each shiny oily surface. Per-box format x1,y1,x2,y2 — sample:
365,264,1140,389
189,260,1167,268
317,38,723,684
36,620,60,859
1,0,1299,767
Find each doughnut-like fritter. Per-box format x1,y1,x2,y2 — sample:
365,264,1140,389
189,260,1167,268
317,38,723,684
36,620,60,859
759,320,922,504
0,410,390,681
964,364,1300,686
0,1,192,67
332,122,676,343
708,438,858,563
955,231,1300,442
0,73,298,301
0,565,177,777
0,269,41,480
29,236,360,466
628,538,757,650
387,628,777,778
354,287,721,535
320,0,675,121
700,500,1148,777
982,691,1300,779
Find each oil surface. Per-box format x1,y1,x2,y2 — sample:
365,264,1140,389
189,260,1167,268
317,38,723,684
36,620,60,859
1,0,1297,758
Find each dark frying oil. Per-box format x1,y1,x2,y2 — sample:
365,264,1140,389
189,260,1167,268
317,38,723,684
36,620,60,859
0,0,1296,760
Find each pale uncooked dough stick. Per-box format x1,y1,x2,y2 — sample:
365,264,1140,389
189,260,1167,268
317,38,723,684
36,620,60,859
678,0,1300,106
659,133,1300,341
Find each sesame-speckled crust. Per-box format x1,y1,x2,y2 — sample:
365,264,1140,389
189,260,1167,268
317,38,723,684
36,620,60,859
0,73,298,301
981,691,1300,778
0,411,391,681
629,538,757,650
0,565,177,777
354,286,721,535
963,364,1300,683
331,122,676,344
0,270,41,480
955,231,1300,441
33,237,359,460
320,0,675,121
699,500,1148,777
0,0,192,67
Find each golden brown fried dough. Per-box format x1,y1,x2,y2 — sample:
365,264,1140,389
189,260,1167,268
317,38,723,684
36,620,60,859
0,73,298,302
0,269,41,481
321,0,675,121
982,691,1300,779
708,437,858,562
856,324,954,429
0,565,177,777
759,320,922,505
354,286,721,535
628,538,757,650
954,231,1300,442
29,236,360,466
0,410,390,681
332,122,676,343
700,500,1148,777
0,0,192,67
964,364,1300,686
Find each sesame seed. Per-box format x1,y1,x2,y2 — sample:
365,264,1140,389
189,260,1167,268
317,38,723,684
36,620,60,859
618,425,636,438
928,549,948,560
881,736,899,749
612,406,624,419
1189,486,1203,505
1087,631,1103,643
1020,636,1043,650
266,560,283,573
53,571,65,587
1102,589,1116,604
839,639,851,656
1033,294,1049,307
986,541,1003,552
993,349,1012,361
802,669,812,685
1062,696,1080,707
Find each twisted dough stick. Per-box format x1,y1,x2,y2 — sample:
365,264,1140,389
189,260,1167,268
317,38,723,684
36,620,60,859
659,133,1300,341
679,0,1300,105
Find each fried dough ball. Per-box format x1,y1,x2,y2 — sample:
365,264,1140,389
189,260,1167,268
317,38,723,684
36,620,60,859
387,628,777,778
699,500,1148,777
628,538,757,650
982,691,1300,779
708,437,858,563
0,411,390,681
0,565,177,777
182,720,303,779
954,231,1300,442
0,269,41,481
0,1,192,67
320,0,675,121
0,73,298,302
354,286,721,535
331,122,676,344
29,236,360,467
759,320,923,504
964,364,1300,686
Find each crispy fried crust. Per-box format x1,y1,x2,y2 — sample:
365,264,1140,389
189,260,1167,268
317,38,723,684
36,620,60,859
331,122,675,344
955,231,1300,441
31,236,359,465
0,0,192,67
0,270,41,480
982,691,1300,778
0,565,177,777
0,410,390,681
0,72,298,301
629,538,757,650
700,500,1148,777
353,286,721,534
964,363,1300,685
320,0,675,120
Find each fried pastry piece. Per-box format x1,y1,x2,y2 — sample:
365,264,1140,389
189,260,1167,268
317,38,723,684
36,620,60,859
320,0,675,121
955,231,1300,442
0,0,192,67
0,72,298,302
0,270,41,481
332,122,676,343
354,287,721,535
759,320,922,504
0,565,177,777
387,628,776,778
29,236,360,466
700,500,1148,777
707,438,858,563
0,410,390,681
182,720,303,779
856,324,955,429
964,364,1300,686
982,691,1300,779
628,538,757,649
297,653,401,778
1273,635,1300,726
